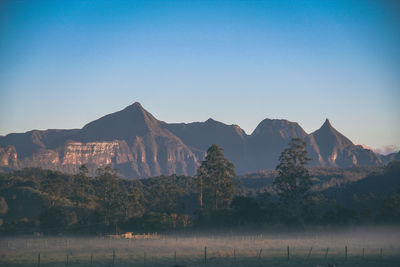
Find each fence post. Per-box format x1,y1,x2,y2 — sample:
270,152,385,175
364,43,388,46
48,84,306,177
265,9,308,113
258,248,262,261
66,254,69,266
380,248,383,259
112,249,115,266
307,247,313,260
325,248,329,259
37,252,41,267
362,248,365,259
174,250,177,265
287,246,290,261
204,246,207,265
345,245,347,261
144,252,146,266
234,248,236,264
90,253,93,266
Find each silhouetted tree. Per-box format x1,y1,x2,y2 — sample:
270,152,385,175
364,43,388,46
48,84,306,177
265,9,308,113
273,138,312,217
71,165,92,206
146,176,183,213
120,180,145,219
40,173,67,207
197,144,236,211
95,166,122,228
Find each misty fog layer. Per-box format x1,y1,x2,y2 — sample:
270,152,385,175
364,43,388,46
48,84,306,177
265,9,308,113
2,226,400,266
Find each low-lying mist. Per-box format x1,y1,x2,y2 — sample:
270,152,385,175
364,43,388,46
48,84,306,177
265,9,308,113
2,226,400,266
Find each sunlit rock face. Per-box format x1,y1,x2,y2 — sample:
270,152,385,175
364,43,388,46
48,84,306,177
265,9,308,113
308,119,382,167
0,103,198,178
0,103,382,178
0,146,18,167
61,141,131,165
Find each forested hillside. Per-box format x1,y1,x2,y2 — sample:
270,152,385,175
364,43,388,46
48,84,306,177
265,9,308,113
1,159,398,236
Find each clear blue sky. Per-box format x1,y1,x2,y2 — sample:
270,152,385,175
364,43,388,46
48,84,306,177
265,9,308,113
0,0,399,153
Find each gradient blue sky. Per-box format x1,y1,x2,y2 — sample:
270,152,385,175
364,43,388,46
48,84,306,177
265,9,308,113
0,0,399,153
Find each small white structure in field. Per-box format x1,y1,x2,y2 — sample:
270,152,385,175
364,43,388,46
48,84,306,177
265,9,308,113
107,232,160,239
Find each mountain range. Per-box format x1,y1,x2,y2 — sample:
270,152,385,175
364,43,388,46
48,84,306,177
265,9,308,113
0,102,386,178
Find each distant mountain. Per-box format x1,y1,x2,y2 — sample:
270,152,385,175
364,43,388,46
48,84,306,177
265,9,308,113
0,103,198,178
379,151,400,165
0,102,384,178
162,119,249,173
308,119,382,167
248,119,308,170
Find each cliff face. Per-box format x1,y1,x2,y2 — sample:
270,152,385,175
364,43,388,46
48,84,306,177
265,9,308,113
308,119,381,167
164,117,382,173
0,146,18,167
0,103,198,178
0,103,383,178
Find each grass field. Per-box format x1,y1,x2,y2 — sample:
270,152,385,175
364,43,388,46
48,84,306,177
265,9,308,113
1,226,400,266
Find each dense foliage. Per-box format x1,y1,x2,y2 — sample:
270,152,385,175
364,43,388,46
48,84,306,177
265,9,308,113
0,141,399,236
274,138,312,217
197,144,236,211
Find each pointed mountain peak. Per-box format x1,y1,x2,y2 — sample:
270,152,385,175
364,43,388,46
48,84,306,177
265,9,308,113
322,118,332,128
120,102,156,120
311,118,354,156
79,101,161,141
314,119,338,134
132,101,142,108
124,101,144,111
316,118,341,135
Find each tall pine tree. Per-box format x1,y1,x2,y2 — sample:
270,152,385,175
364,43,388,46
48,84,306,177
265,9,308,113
273,138,312,217
197,144,236,211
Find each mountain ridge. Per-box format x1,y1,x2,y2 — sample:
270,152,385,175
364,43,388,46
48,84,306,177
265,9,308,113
0,102,383,178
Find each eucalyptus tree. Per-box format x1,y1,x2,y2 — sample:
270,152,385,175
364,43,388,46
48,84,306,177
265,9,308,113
273,138,312,217
197,144,236,211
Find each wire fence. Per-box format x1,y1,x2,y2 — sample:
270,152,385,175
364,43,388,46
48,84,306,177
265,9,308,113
1,235,400,266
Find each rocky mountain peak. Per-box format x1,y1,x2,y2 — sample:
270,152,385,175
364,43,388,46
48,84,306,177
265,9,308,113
322,118,332,128
309,119,358,166
121,101,153,119
0,104,384,177
132,101,143,107
77,102,161,142
205,118,217,124
251,119,307,139
124,101,144,112
314,119,349,140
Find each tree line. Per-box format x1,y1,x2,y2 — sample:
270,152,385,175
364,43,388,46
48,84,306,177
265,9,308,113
0,139,399,236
